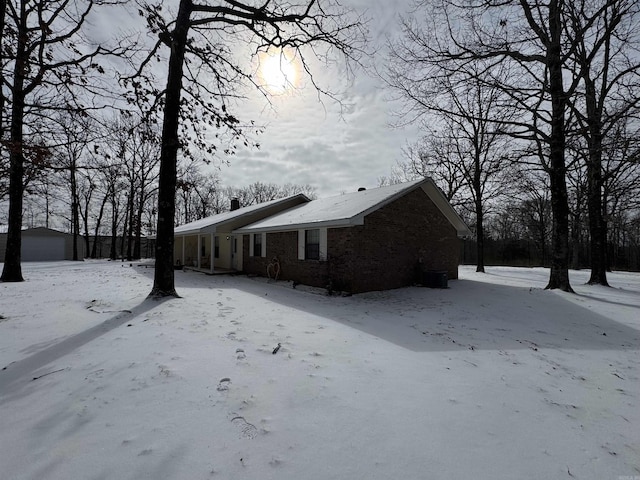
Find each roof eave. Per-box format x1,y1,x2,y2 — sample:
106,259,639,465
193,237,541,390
173,193,311,235
175,225,217,236
233,217,354,234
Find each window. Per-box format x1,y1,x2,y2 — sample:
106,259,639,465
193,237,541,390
201,239,206,257
253,233,262,257
298,228,326,261
305,229,320,260
214,236,220,259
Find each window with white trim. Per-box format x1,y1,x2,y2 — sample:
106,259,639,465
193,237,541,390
305,229,320,260
253,233,262,257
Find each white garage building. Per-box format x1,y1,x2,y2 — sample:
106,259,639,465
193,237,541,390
0,227,84,262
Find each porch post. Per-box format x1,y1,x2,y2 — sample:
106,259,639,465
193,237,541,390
197,235,201,269
210,233,214,274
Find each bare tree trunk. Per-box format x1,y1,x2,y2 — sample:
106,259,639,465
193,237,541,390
91,194,108,258
150,0,191,297
80,186,91,260
1,0,26,282
126,184,135,261
82,211,90,259
584,76,608,285
475,206,485,273
134,194,144,259
473,157,485,273
120,200,128,261
70,163,80,261
109,198,118,260
545,0,573,292
45,187,50,229
540,208,548,267
0,0,7,145
570,204,581,269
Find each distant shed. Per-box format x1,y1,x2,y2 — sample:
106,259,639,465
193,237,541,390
0,227,84,262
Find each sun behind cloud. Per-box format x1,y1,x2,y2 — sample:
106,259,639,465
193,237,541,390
256,49,300,95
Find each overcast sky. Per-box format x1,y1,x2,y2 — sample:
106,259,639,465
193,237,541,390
211,0,421,198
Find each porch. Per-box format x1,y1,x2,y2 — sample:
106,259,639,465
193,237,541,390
174,232,242,274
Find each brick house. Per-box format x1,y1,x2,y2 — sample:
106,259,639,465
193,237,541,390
233,178,471,293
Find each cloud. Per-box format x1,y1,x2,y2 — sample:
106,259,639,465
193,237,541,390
215,64,420,197
196,0,421,198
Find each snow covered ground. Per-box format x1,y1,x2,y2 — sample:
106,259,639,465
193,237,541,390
1,261,638,480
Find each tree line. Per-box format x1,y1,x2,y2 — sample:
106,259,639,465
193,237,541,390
3,0,639,297
6,110,316,261
384,0,640,290
1,0,364,296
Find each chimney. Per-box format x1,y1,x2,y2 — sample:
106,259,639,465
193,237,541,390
230,197,240,211
358,187,366,192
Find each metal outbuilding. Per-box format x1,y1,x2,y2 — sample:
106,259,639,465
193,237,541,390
0,227,84,262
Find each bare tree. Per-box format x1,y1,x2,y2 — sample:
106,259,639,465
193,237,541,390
385,53,515,272
174,173,317,224
50,113,98,260
1,0,128,281
394,141,466,203
128,0,366,297
280,182,317,200
564,0,640,285
98,115,131,260
117,117,161,260
565,151,589,269
385,0,589,291
229,181,317,209
514,168,553,266
175,163,221,223
602,118,640,269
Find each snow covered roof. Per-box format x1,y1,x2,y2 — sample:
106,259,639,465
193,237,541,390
174,193,310,236
234,178,471,237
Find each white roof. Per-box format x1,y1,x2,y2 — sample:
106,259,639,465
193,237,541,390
234,178,471,237
174,194,309,236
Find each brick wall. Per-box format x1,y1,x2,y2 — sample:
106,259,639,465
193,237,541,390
242,186,461,293
343,187,460,292
242,232,330,288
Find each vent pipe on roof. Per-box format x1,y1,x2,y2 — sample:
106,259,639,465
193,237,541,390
358,187,366,192
230,197,240,211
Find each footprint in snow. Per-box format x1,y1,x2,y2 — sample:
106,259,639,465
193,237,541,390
217,378,231,391
230,415,258,439
236,348,246,360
